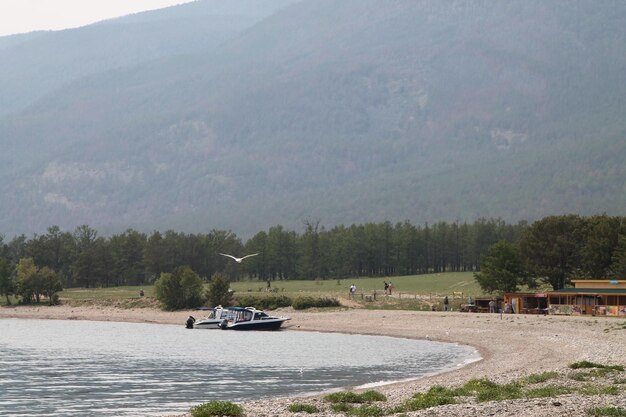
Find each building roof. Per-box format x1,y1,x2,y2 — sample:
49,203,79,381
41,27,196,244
549,288,626,295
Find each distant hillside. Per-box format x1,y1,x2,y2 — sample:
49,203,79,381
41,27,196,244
1,0,625,237
0,0,295,117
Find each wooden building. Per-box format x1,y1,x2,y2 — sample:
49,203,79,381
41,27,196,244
546,280,626,316
505,280,626,316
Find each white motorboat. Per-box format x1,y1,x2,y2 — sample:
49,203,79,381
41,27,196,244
219,306,290,330
193,306,227,329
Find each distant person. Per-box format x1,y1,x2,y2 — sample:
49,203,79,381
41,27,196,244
489,299,496,313
384,281,389,294
139,289,144,297
388,282,394,295
443,296,449,311
349,284,356,299
504,302,512,314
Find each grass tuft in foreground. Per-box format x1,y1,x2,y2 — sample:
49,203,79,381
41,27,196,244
288,403,319,413
569,361,624,371
586,406,626,416
324,390,387,404
190,401,244,417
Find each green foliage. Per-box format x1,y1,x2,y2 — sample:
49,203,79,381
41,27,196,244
455,379,523,403
587,407,626,417
206,272,233,307
189,401,244,417
398,386,458,411
234,294,292,310
525,371,559,384
331,403,353,413
324,390,385,404
154,266,204,310
569,361,624,371
519,215,583,290
0,256,14,305
15,257,62,304
287,403,319,413
348,405,385,417
292,296,340,310
358,391,387,402
474,240,528,294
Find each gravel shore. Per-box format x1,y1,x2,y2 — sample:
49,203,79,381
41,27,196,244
2,305,624,416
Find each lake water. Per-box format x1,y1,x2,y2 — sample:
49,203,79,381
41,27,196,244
0,318,479,417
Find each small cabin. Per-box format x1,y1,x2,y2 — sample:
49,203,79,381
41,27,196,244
503,292,548,314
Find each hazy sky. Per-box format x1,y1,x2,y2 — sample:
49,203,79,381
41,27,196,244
0,0,196,37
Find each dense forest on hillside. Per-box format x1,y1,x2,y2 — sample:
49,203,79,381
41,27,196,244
1,215,625,304
0,1,625,236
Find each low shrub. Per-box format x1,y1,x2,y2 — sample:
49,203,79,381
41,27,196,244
288,403,319,413
325,391,365,404
569,361,624,371
526,371,559,384
348,405,385,417
331,403,353,413
324,390,385,404
359,390,387,402
398,386,458,411
586,406,626,416
234,294,292,310
189,400,244,417
292,296,340,310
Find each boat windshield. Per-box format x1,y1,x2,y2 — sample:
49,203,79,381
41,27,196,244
227,309,253,322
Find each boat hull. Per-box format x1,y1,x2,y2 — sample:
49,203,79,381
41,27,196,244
193,319,222,329
223,318,289,331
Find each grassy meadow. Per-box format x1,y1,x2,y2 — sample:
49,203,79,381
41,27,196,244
1,272,487,309
48,272,484,310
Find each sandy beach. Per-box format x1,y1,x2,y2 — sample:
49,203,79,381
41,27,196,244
1,304,624,416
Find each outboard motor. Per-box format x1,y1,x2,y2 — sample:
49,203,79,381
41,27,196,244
186,316,196,329
219,319,228,330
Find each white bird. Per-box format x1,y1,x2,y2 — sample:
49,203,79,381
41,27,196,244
219,252,260,263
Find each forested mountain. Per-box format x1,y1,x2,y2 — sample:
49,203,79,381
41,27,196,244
1,0,625,238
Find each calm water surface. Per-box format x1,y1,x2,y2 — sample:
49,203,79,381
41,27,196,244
0,318,479,417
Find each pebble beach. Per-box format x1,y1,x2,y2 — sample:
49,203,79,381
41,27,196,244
1,305,624,416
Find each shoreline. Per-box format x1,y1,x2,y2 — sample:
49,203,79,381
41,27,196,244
1,305,625,416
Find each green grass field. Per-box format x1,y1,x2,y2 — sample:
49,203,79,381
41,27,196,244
0,272,485,308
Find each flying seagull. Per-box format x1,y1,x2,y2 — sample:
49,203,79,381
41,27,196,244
219,253,260,263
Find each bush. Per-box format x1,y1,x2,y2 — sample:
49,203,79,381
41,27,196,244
206,272,233,307
190,401,243,417
292,296,340,310
234,294,292,310
288,403,319,413
154,266,204,310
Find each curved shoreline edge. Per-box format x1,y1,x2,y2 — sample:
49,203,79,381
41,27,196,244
1,305,624,416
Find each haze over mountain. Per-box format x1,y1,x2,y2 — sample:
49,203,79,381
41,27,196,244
1,0,625,237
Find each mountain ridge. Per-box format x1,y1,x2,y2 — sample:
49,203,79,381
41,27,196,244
1,0,625,237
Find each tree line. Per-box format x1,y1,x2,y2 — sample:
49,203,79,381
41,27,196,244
475,214,626,292
1,215,625,304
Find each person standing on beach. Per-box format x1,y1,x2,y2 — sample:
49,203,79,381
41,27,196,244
489,299,496,313
388,282,394,295
443,296,449,311
384,281,389,294
349,284,356,299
